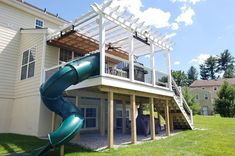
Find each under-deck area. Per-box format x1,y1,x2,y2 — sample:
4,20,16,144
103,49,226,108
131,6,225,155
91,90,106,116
50,85,193,149
71,130,181,151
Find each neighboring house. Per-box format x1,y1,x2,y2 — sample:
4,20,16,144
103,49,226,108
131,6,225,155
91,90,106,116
189,78,235,115
0,0,193,148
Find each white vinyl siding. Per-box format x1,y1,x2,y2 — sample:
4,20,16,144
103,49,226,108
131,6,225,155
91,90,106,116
44,45,59,69
15,32,43,98
0,1,63,98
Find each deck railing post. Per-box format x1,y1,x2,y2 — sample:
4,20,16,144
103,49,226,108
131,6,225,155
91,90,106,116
165,50,172,91
150,43,156,87
129,34,134,82
99,13,106,76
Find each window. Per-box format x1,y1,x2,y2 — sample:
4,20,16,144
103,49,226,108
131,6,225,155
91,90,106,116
195,95,199,100
81,107,97,129
59,49,82,64
115,109,130,129
214,87,217,91
21,47,36,80
202,106,208,116
35,19,44,28
205,94,208,100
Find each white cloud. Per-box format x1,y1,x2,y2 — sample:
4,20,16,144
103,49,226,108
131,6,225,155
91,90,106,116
171,23,179,30
174,61,181,65
111,0,171,29
176,6,195,26
165,32,177,39
190,54,210,64
140,8,171,28
171,0,204,5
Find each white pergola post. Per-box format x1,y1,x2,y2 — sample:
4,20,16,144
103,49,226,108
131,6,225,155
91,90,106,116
150,43,155,87
165,50,172,91
129,34,134,82
99,13,106,76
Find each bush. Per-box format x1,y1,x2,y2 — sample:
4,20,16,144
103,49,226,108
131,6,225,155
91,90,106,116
214,81,235,117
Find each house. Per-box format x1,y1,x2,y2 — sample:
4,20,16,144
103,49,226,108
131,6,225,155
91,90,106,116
189,78,235,115
0,0,193,150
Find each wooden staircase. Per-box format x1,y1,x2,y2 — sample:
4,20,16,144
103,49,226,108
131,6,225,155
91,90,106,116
155,79,194,130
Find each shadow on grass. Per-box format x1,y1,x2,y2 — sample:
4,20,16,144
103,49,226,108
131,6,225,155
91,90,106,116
0,133,96,156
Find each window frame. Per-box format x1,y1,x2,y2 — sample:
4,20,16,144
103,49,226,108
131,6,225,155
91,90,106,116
115,108,130,129
204,93,209,100
80,106,98,130
35,18,44,29
20,46,36,80
59,48,82,64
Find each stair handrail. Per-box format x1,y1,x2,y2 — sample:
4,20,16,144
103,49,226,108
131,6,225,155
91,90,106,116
171,78,193,123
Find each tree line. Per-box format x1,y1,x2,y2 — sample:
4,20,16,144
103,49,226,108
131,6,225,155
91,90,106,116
166,49,235,87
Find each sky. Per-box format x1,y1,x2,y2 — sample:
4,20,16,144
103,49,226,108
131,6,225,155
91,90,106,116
26,0,235,73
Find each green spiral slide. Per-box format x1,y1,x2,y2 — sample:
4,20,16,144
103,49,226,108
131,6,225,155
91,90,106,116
32,52,100,155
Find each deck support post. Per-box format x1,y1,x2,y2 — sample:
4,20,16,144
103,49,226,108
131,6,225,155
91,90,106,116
51,112,56,132
130,94,137,144
99,13,106,76
60,145,64,156
122,99,127,134
108,91,114,148
51,112,64,156
165,99,170,136
100,97,106,136
150,97,155,140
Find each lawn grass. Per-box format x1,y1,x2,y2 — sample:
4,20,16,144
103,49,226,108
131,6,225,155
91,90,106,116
1,115,235,156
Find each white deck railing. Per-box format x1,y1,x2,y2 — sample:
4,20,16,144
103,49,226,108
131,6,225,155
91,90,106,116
44,54,170,91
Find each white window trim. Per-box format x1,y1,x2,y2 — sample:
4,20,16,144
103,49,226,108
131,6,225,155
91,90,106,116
35,18,44,28
20,46,36,80
80,105,98,130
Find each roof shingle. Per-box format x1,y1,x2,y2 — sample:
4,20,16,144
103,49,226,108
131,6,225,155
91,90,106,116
190,78,235,87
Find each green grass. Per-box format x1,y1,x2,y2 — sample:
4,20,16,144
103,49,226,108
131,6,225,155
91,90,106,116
1,115,235,156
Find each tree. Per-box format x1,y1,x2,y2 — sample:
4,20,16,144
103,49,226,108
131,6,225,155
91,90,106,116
158,76,168,83
214,81,235,117
224,65,235,78
217,49,234,71
172,70,188,86
200,64,209,80
183,87,201,115
187,66,198,85
205,56,217,79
